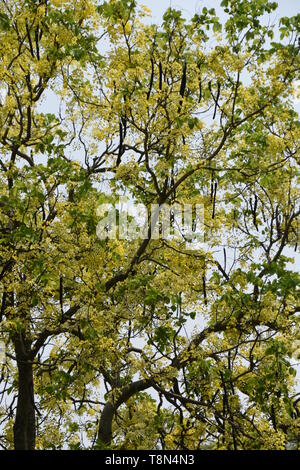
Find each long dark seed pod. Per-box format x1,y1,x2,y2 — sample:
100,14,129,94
210,170,215,202
171,171,176,202
147,57,154,100
178,62,187,113
210,181,214,202
198,77,202,103
116,119,123,166
179,62,187,98
212,181,217,219
202,275,207,306
253,194,258,229
159,61,163,91
197,61,203,103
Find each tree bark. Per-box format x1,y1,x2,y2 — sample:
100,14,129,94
97,379,152,448
13,337,36,450
97,401,115,447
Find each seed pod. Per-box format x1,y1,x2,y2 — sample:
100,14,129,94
212,181,217,219
179,62,187,98
178,62,187,113
159,61,163,91
202,275,207,306
198,77,202,103
147,57,154,100
116,120,124,166
253,194,258,229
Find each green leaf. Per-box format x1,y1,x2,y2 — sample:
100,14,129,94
0,12,10,31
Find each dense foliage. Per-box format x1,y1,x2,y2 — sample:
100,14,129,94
0,0,299,450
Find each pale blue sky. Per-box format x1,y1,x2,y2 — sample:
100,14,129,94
138,0,299,21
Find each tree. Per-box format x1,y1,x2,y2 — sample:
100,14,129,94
0,0,299,450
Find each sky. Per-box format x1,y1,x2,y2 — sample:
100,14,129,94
138,0,299,21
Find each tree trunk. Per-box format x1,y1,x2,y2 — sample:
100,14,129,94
13,337,36,450
97,402,115,447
